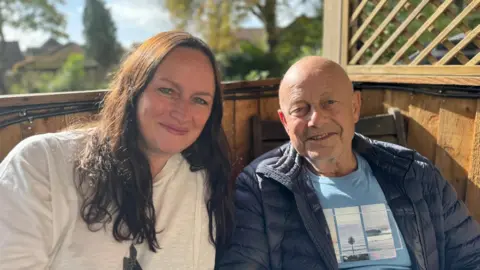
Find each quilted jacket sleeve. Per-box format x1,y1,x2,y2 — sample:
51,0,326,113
216,166,270,270
435,167,480,270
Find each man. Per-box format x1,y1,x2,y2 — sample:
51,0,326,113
218,56,480,269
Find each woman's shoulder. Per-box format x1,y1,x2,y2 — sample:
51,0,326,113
6,130,87,161
0,130,89,187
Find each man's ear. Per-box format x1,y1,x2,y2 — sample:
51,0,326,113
352,90,362,123
278,109,289,133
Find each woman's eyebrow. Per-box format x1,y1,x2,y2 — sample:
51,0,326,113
158,77,182,91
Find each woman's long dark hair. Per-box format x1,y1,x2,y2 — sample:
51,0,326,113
74,31,233,255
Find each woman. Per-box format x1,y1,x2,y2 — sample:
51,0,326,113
0,31,233,269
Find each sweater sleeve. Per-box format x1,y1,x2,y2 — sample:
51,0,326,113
435,167,480,270
0,136,54,270
216,166,270,270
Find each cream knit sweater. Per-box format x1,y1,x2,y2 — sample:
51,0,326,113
0,131,215,270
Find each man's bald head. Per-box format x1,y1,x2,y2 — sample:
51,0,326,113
276,56,361,174
279,56,353,111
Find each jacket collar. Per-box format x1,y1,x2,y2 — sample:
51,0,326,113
256,133,415,188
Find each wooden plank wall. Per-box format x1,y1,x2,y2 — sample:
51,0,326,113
383,90,480,222
1,87,480,223
0,111,98,161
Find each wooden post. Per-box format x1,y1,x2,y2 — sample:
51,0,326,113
323,0,348,66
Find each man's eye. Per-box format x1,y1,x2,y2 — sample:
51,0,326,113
290,106,308,116
323,100,337,107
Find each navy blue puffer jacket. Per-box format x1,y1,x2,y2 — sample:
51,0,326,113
217,134,480,270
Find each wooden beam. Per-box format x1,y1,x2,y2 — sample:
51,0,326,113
341,0,350,66
347,65,480,76
0,89,107,107
222,78,280,90
323,0,345,64
349,74,480,86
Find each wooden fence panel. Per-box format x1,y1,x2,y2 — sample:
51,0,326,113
434,99,477,201
21,115,67,139
222,100,235,161
466,99,480,221
406,94,441,161
260,97,280,121
0,125,22,161
360,89,386,116
232,99,259,176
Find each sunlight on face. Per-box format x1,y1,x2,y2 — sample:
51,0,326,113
136,47,215,157
279,64,361,164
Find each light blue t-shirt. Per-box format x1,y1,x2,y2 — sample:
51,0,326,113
306,153,412,269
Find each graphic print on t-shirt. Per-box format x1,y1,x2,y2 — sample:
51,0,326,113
324,203,400,264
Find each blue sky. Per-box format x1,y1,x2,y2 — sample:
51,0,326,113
4,0,318,51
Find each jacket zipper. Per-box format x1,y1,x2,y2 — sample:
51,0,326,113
404,184,428,270
293,190,338,270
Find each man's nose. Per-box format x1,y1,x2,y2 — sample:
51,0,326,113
308,109,329,127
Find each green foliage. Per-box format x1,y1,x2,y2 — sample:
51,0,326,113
360,0,473,63
47,53,86,92
0,0,67,94
165,0,324,79
83,0,120,69
0,0,67,39
217,41,280,80
275,14,323,68
245,70,270,81
8,72,55,94
165,0,246,53
9,53,94,93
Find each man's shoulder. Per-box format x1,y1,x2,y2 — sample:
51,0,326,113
366,138,439,185
244,142,290,172
236,142,291,188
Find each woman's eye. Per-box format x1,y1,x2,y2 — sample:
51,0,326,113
193,97,208,105
158,88,173,95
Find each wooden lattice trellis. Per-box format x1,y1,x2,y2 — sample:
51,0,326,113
324,0,480,85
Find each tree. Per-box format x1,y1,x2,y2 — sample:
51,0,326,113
164,0,321,54
164,0,246,53
48,53,86,92
348,236,356,254
83,0,120,70
0,0,67,94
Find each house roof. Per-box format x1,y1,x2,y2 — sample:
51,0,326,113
0,41,25,70
14,42,98,71
25,38,63,56
235,28,266,44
